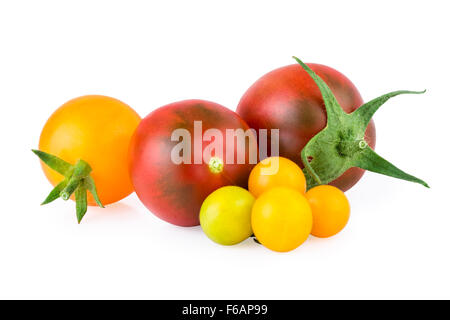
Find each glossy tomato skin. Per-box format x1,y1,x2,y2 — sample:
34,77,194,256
39,95,141,206
248,156,306,198
237,64,376,191
305,185,350,238
129,100,257,227
200,186,255,245
251,187,313,252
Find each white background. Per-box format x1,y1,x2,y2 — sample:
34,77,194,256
0,0,449,299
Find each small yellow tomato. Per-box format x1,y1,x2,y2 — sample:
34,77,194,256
248,156,306,198
200,186,255,246
305,185,350,238
251,187,312,252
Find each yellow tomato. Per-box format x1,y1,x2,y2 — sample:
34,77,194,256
251,187,312,252
248,156,306,198
200,186,255,246
305,185,350,238
39,95,141,206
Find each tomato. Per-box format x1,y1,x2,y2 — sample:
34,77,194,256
251,187,312,252
248,156,306,197
237,63,376,191
129,100,257,227
38,95,141,206
305,185,350,238
199,186,255,245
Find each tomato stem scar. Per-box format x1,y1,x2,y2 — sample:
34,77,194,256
208,156,224,174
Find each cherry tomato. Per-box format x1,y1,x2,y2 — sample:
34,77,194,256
248,156,306,198
200,186,255,245
305,185,350,238
39,95,141,206
251,187,312,252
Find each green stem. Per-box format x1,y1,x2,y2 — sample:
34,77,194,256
75,182,88,224
32,149,73,176
293,56,346,127
60,160,91,200
292,57,429,190
32,150,105,223
354,147,429,188
352,90,426,131
84,176,105,208
41,179,68,205
301,140,321,185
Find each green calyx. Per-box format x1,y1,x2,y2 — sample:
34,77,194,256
32,150,104,223
292,56,429,190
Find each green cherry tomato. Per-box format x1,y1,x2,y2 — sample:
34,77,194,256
200,186,255,245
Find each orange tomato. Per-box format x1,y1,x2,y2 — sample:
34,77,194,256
305,185,350,238
251,187,312,252
248,156,306,198
39,95,141,206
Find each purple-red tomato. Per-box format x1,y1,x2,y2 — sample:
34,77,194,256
237,63,376,191
129,100,257,227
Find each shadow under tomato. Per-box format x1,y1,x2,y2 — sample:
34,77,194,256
82,200,141,223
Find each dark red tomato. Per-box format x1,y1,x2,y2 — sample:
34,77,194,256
129,100,257,227
236,63,376,191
